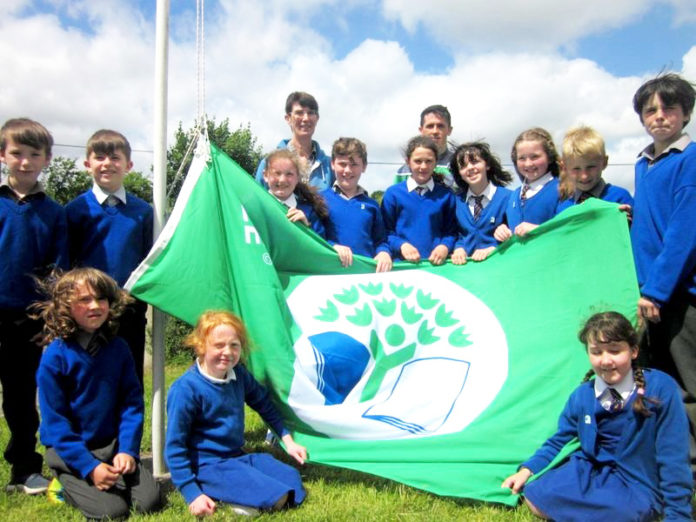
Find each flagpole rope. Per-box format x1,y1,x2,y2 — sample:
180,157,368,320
196,0,207,137
166,0,207,201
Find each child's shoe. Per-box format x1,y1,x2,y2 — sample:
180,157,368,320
230,504,259,516
46,477,65,504
5,473,51,495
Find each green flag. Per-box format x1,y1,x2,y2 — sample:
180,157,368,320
127,136,639,506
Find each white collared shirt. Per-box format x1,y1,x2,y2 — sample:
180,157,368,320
92,183,127,206
594,371,635,404
522,173,553,199
406,177,435,194
196,358,237,384
272,192,298,209
466,183,496,215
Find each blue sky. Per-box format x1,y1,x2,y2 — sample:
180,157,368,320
1,0,695,192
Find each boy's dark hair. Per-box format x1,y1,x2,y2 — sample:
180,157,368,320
403,135,445,185
420,104,451,127
633,73,696,126
86,129,132,162
285,91,319,115
0,118,53,155
32,267,133,345
332,137,368,164
579,311,659,417
510,127,561,180
450,141,512,190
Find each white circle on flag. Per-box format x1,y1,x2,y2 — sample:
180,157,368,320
286,270,508,440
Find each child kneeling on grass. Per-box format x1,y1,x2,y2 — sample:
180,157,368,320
34,268,162,520
165,310,307,517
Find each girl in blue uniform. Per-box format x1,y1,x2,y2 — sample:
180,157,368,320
502,312,692,521
166,311,307,517
263,148,327,238
449,141,513,264
381,136,457,264
494,128,561,242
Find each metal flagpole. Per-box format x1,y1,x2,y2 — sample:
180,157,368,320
151,0,170,477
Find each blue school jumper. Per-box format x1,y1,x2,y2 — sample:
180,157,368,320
37,336,143,479
454,187,512,253
381,181,457,259
504,177,559,230
166,364,305,508
556,182,634,213
254,139,334,191
522,369,692,521
66,190,153,287
321,188,389,257
631,141,696,305
0,188,68,310
0,186,68,480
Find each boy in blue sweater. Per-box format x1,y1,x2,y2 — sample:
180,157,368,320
0,118,67,494
321,137,392,272
66,130,153,385
630,73,696,476
35,268,161,519
556,126,633,215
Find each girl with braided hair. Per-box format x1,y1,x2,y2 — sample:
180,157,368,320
502,311,692,521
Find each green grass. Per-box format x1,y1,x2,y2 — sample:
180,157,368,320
0,361,535,521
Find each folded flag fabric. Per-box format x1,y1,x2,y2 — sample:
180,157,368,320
126,135,639,506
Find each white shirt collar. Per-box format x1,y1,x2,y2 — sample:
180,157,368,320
406,176,435,193
466,182,496,202
271,192,297,209
196,358,237,383
92,183,127,205
594,371,635,401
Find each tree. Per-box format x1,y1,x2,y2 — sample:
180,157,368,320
43,156,153,204
124,171,153,203
44,157,91,204
167,117,264,207
370,190,385,205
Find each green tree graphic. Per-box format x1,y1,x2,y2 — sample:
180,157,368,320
314,282,472,402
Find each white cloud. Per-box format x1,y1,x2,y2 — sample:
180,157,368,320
381,0,653,52
1,1,693,196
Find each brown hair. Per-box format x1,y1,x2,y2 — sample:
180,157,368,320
32,268,133,345
449,141,512,190
86,129,132,162
0,118,53,155
403,135,445,185
264,149,328,219
510,127,561,181
579,311,659,417
184,310,251,363
332,137,368,164
285,91,319,115
633,73,695,126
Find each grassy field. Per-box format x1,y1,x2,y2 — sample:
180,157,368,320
0,361,537,521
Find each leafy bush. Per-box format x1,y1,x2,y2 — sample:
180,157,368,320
164,315,195,363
